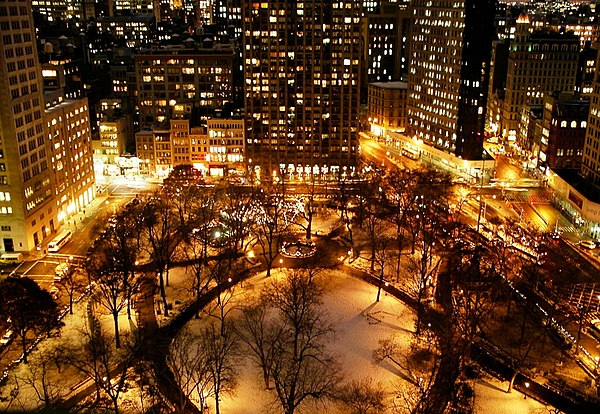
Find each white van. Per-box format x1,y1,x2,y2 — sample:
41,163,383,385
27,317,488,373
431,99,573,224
0,253,24,264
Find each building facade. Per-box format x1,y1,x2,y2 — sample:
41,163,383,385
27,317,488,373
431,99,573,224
135,117,244,177
496,14,579,142
364,3,410,84
44,98,96,226
535,92,588,171
0,0,57,252
242,0,362,179
367,81,407,136
407,0,496,161
135,47,234,130
582,43,600,187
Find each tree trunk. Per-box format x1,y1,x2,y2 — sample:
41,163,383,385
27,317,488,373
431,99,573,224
306,212,312,240
376,272,384,302
370,243,376,272
127,295,132,320
214,387,220,414
507,370,519,393
158,269,169,317
113,395,120,414
113,310,121,349
69,293,74,315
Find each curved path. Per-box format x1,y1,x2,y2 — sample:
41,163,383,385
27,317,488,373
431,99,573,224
65,235,598,413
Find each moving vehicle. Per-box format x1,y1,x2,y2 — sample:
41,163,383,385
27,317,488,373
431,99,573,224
47,230,72,252
0,252,23,264
401,147,419,160
580,240,597,250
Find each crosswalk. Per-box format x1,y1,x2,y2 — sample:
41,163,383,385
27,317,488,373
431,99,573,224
559,225,578,234
529,195,551,204
502,194,552,204
564,283,600,320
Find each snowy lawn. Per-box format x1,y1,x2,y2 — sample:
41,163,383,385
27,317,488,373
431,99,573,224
175,269,545,413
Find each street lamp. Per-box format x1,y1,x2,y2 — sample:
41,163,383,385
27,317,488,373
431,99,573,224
524,382,529,399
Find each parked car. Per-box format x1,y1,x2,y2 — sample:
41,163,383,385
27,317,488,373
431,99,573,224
580,240,597,250
0,330,13,346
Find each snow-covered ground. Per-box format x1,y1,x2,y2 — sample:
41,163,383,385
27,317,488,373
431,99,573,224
176,269,547,414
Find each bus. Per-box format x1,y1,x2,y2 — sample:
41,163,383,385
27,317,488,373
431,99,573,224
0,252,23,264
402,147,420,160
48,230,72,252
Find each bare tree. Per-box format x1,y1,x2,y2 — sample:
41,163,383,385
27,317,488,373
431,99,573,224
57,262,87,314
200,321,241,414
362,206,385,273
218,184,257,256
236,302,282,389
86,250,129,349
142,194,182,316
263,269,341,414
202,258,238,335
184,187,220,303
406,236,441,335
382,169,418,280
167,326,213,413
254,180,293,277
374,235,393,303
333,175,355,249
68,326,139,414
21,349,65,409
94,202,145,321
373,336,439,414
335,378,386,414
295,174,318,240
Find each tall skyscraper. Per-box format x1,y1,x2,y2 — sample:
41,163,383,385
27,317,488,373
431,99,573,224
582,44,600,187
493,14,579,142
407,0,496,160
243,1,362,179
0,0,57,251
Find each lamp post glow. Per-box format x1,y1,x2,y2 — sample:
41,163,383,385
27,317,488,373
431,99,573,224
524,382,529,399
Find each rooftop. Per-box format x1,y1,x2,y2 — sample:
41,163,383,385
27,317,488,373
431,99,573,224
553,169,600,203
369,81,408,90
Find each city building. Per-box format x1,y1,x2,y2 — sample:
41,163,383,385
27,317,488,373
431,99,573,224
110,0,156,17
97,117,129,166
243,0,362,180
363,2,411,85
517,103,543,158
135,117,244,177
213,0,242,40
95,14,156,49
31,0,95,21
44,98,96,227
0,0,59,252
41,59,82,102
367,81,407,137
582,44,600,188
488,14,579,143
546,44,600,241
407,0,496,161
576,41,597,98
135,46,234,130
534,92,588,171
